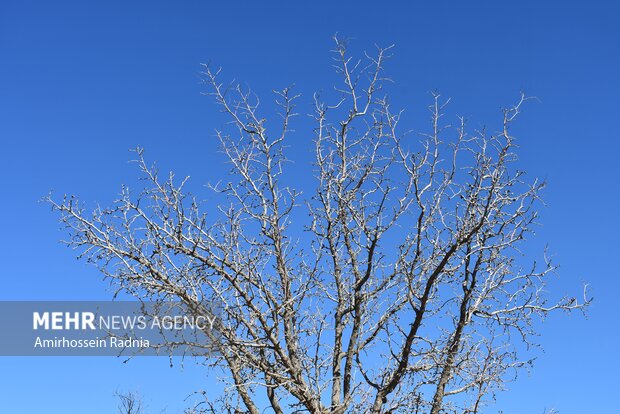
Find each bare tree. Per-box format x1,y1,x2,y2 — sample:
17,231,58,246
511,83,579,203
48,38,588,413
116,391,144,414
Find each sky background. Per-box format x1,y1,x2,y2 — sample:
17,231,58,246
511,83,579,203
1,1,619,412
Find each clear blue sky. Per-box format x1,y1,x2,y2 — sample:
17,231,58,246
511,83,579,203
0,1,618,412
